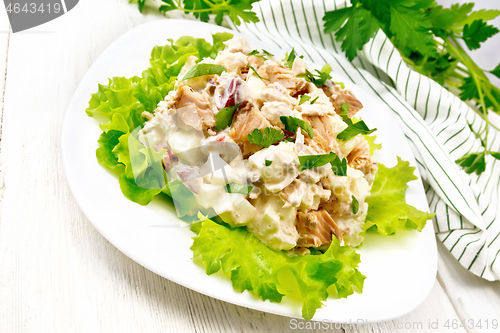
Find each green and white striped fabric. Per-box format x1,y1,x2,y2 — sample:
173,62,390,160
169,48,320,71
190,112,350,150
228,0,500,281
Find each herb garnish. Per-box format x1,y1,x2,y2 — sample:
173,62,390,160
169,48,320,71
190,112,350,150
283,48,303,68
225,182,253,195
247,127,284,148
248,65,270,81
182,63,226,80
337,121,376,141
299,152,347,176
280,116,314,139
215,102,242,130
323,1,500,174
352,196,359,214
299,95,311,105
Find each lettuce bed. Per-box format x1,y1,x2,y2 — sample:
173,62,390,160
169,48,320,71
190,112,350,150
86,34,434,320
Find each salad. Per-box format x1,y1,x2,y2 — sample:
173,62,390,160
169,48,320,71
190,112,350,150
86,33,434,320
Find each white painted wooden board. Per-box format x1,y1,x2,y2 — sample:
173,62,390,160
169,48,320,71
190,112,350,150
0,0,498,332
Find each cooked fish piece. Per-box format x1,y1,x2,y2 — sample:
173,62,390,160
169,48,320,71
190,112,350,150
303,115,342,155
229,102,280,157
263,64,309,97
296,210,343,248
322,80,363,117
172,85,215,131
347,139,378,184
319,199,352,218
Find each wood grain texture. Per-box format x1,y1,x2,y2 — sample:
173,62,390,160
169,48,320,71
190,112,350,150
0,1,498,332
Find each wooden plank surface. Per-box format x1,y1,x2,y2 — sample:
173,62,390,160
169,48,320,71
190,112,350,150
0,1,498,332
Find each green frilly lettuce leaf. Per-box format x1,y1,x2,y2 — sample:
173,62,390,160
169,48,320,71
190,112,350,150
190,219,365,320
86,33,232,206
365,157,435,235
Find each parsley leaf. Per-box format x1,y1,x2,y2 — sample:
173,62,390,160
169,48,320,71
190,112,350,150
247,50,261,56
248,65,270,81
455,152,486,175
130,0,146,12
280,116,314,138
324,6,354,34
463,19,499,50
265,160,272,166
333,81,345,89
299,152,347,174
340,103,353,125
337,121,376,141
326,6,380,61
283,48,303,68
298,152,347,175
299,95,311,105
352,196,359,214
247,127,284,148
490,62,500,79
330,154,347,176
262,50,274,57
299,68,331,87
310,96,319,104
183,63,226,80
458,76,478,101
154,0,260,26
388,2,436,58
225,182,253,195
299,152,337,171
215,102,242,131
490,152,500,161
247,49,271,60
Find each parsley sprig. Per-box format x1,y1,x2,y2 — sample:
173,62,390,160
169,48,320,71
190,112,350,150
247,127,284,148
280,116,314,138
248,65,270,81
323,0,500,175
299,152,347,176
298,64,332,86
337,121,376,141
283,48,304,68
215,102,242,131
225,182,253,195
130,0,260,26
247,49,274,60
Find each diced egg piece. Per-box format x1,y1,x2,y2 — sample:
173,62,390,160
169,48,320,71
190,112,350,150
340,135,361,156
223,37,252,54
260,102,301,128
291,57,308,76
261,82,298,106
215,51,248,73
298,103,335,116
194,183,256,226
334,207,367,247
247,193,299,251
168,130,205,165
247,142,300,192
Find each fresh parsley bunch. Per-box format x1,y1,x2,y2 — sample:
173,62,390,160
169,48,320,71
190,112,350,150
129,0,259,25
323,0,500,175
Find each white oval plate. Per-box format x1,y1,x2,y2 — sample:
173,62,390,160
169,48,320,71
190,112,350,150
61,19,437,322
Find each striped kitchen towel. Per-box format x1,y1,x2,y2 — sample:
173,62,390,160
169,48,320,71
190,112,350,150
227,0,500,280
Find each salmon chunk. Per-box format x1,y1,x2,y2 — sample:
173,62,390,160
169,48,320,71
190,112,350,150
322,81,363,117
296,210,343,248
303,115,340,154
173,85,215,131
347,139,377,183
264,65,309,97
229,102,278,157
